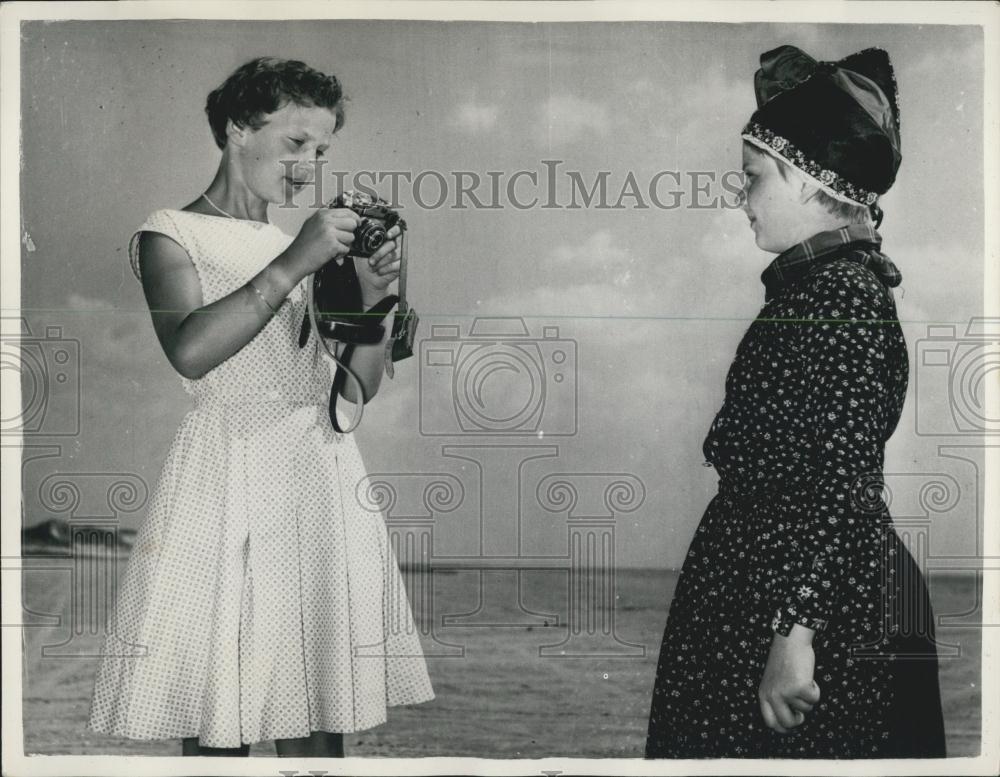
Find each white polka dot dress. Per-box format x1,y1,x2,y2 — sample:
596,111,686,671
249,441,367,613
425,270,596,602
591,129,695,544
88,209,434,747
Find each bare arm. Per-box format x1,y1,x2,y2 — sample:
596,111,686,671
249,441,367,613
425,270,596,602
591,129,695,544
139,208,360,380
138,232,297,379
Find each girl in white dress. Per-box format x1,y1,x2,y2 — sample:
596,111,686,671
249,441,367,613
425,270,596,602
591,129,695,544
87,57,434,758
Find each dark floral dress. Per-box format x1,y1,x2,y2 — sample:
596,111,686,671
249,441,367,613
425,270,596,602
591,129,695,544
646,227,946,758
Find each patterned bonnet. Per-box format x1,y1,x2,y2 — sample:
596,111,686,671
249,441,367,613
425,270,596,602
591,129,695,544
741,45,901,207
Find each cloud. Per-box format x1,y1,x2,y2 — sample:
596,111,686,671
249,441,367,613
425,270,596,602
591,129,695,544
906,38,981,81
889,241,984,327
538,94,611,145
476,229,655,323
626,78,657,96
549,230,636,286
58,293,139,369
65,292,115,311
674,69,752,142
450,100,500,133
477,217,764,325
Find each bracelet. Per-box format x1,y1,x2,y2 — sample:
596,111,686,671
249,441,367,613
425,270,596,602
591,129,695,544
247,279,279,315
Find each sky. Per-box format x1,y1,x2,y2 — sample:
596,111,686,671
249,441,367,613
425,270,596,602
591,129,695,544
15,19,987,569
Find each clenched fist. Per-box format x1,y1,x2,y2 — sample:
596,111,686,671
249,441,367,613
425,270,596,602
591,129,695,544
278,207,361,282
758,624,821,733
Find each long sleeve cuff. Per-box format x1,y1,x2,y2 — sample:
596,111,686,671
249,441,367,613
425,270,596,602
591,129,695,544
772,544,837,635
771,605,830,637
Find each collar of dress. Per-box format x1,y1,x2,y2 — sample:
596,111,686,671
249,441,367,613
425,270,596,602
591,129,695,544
760,223,902,302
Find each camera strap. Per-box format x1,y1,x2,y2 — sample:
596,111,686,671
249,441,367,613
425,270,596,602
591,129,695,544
384,229,414,378
302,226,417,434
327,293,400,434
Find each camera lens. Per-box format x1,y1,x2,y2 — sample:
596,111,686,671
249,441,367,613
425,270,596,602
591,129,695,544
365,230,386,252
358,221,387,255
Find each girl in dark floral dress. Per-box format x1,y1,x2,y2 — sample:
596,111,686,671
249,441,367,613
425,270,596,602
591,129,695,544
645,45,946,758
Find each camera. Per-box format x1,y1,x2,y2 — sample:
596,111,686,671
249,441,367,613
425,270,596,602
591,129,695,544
914,317,999,436
335,189,406,259
1,319,81,436
309,190,408,343
419,317,578,436
299,189,418,433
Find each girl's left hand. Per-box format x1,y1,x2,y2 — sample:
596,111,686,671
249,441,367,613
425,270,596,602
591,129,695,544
356,225,402,305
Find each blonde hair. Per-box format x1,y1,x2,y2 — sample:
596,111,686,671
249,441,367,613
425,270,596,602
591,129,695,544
745,142,873,224
807,186,873,225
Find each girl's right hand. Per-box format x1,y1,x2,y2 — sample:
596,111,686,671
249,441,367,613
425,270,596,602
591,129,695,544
758,625,821,734
277,207,361,283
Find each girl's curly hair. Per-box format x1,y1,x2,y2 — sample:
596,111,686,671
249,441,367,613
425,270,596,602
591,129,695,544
205,57,346,149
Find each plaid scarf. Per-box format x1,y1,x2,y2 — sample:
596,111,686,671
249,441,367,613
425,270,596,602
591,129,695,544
760,223,902,302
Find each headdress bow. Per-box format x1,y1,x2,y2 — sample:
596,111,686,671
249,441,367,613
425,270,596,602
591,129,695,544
753,45,900,151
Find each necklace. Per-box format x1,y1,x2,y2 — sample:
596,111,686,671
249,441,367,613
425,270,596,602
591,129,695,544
200,192,238,220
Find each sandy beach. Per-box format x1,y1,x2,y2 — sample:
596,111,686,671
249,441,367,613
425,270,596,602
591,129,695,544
19,560,981,758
